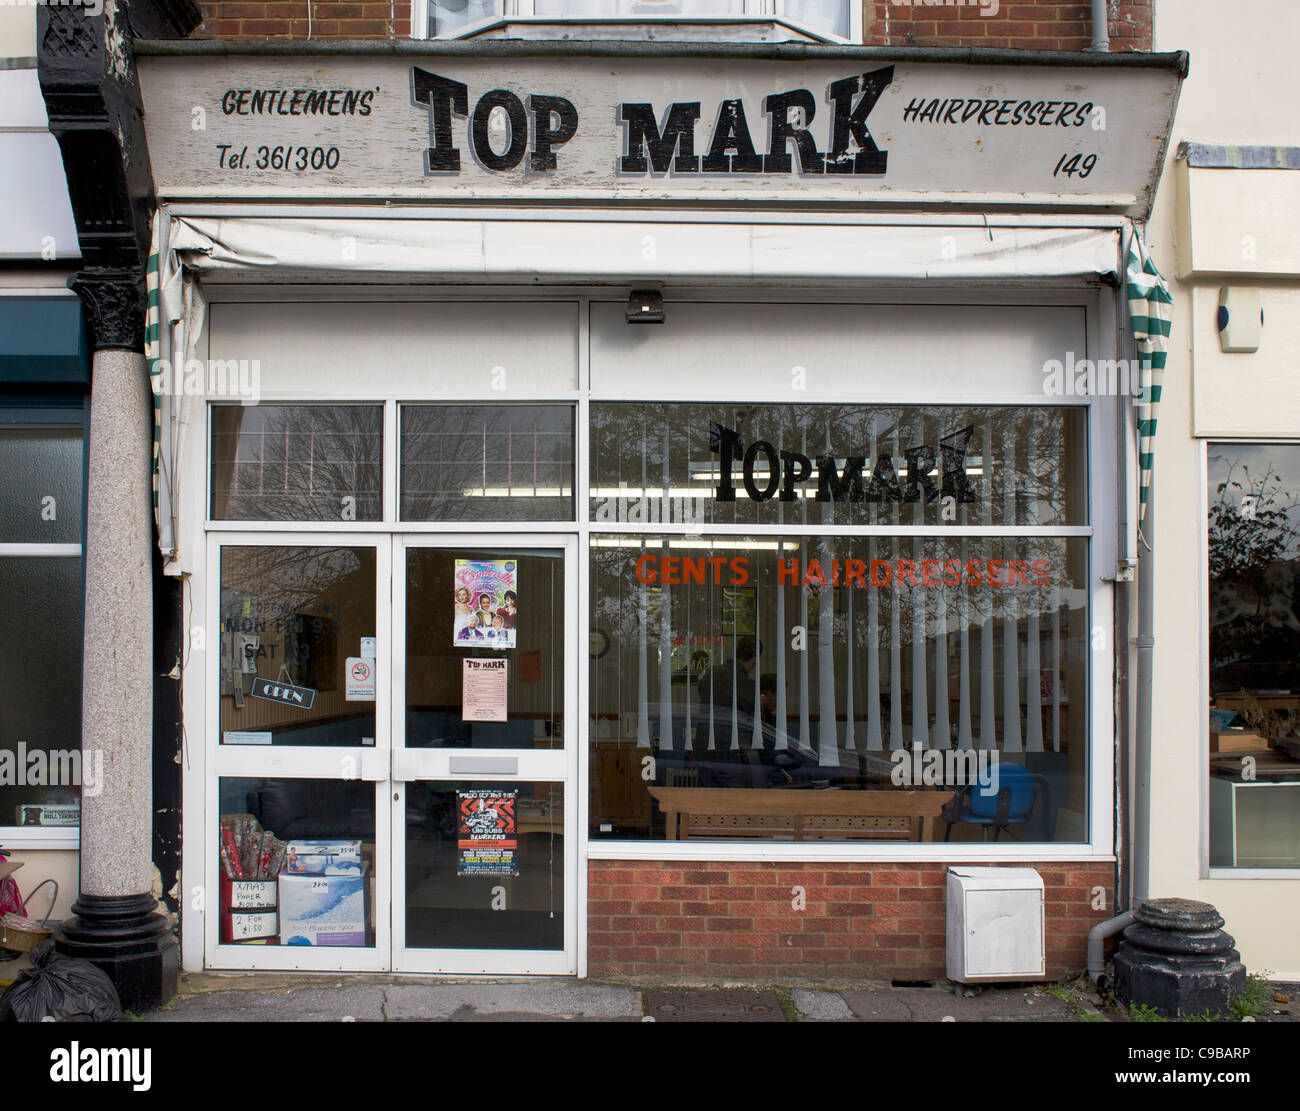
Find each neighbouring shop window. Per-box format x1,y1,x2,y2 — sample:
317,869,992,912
588,404,1092,844
1207,443,1300,868
210,404,383,522
401,404,574,522
219,546,377,747
0,424,86,831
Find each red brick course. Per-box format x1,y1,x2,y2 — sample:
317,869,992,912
194,0,1150,50
588,859,1115,983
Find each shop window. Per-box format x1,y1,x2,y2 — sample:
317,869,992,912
210,404,383,522
400,404,574,523
1207,443,1300,869
0,421,85,834
588,404,1092,844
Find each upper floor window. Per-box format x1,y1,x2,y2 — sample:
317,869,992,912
417,0,853,43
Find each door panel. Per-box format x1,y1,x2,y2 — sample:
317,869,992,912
392,537,577,973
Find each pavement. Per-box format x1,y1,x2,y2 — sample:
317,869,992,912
113,971,1295,1023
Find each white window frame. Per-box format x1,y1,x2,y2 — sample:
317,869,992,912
1201,436,1300,880
409,0,860,45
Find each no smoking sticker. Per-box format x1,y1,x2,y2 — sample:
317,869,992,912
345,656,375,702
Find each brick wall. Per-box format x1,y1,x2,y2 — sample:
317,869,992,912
868,1,1151,51
195,1,412,39
588,860,1115,984
193,0,1151,50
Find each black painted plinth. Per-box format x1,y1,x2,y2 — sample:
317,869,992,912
1113,898,1246,1019
55,893,178,1014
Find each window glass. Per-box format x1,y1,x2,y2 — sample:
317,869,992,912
589,532,1090,842
405,547,565,749
219,546,377,747
401,404,574,522
0,557,83,827
218,777,376,947
532,0,744,16
211,404,383,522
590,403,1087,528
428,0,498,36
1208,443,1300,868
0,427,82,543
782,0,847,37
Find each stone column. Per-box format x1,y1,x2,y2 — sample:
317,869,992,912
55,269,177,1013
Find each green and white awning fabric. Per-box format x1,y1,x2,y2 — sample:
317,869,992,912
1126,228,1172,528
145,221,162,533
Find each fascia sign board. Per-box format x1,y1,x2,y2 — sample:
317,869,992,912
138,55,1181,216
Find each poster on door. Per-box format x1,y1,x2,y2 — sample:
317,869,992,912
456,790,519,877
453,559,518,648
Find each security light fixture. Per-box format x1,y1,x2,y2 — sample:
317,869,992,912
627,289,665,324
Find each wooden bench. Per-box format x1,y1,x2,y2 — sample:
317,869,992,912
647,787,955,842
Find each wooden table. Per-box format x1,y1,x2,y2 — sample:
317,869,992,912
647,787,956,842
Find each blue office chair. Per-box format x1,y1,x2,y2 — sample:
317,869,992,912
941,760,1037,841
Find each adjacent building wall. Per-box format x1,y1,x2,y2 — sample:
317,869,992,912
1147,0,1300,977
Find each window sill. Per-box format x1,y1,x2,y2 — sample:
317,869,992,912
587,840,1112,863
0,828,80,851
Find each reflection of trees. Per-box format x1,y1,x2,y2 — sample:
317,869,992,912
223,546,369,631
1208,454,1300,690
213,405,382,522
402,405,572,521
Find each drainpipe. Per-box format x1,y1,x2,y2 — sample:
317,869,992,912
1089,262,1152,983
1087,0,1111,53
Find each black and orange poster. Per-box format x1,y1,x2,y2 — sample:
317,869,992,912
456,790,519,877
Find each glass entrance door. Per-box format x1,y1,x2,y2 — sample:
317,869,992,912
392,537,578,974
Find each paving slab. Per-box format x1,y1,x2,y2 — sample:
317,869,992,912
896,985,1077,1022
840,989,913,1022
644,989,787,1022
381,981,641,1020
142,985,388,1022
792,990,854,1022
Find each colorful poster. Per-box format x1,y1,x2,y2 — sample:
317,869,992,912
457,790,518,877
453,558,518,648
462,658,508,722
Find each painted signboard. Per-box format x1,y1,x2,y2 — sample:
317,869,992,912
137,54,1181,214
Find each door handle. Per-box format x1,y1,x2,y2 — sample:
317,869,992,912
449,757,519,776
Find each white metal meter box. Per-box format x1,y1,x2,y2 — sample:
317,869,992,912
946,867,1045,982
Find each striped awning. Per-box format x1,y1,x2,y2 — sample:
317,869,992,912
1126,229,1172,527
145,223,162,534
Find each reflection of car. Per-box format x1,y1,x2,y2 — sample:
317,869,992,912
650,709,898,789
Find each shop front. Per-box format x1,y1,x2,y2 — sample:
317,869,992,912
128,42,1185,978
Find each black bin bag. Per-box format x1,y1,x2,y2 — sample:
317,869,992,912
0,940,123,1022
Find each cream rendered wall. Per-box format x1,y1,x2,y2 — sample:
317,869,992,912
0,5,34,60
3,851,79,921
1149,0,1300,977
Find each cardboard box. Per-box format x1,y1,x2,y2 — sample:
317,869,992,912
1211,729,1268,753
284,840,362,875
219,873,278,943
278,864,370,946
